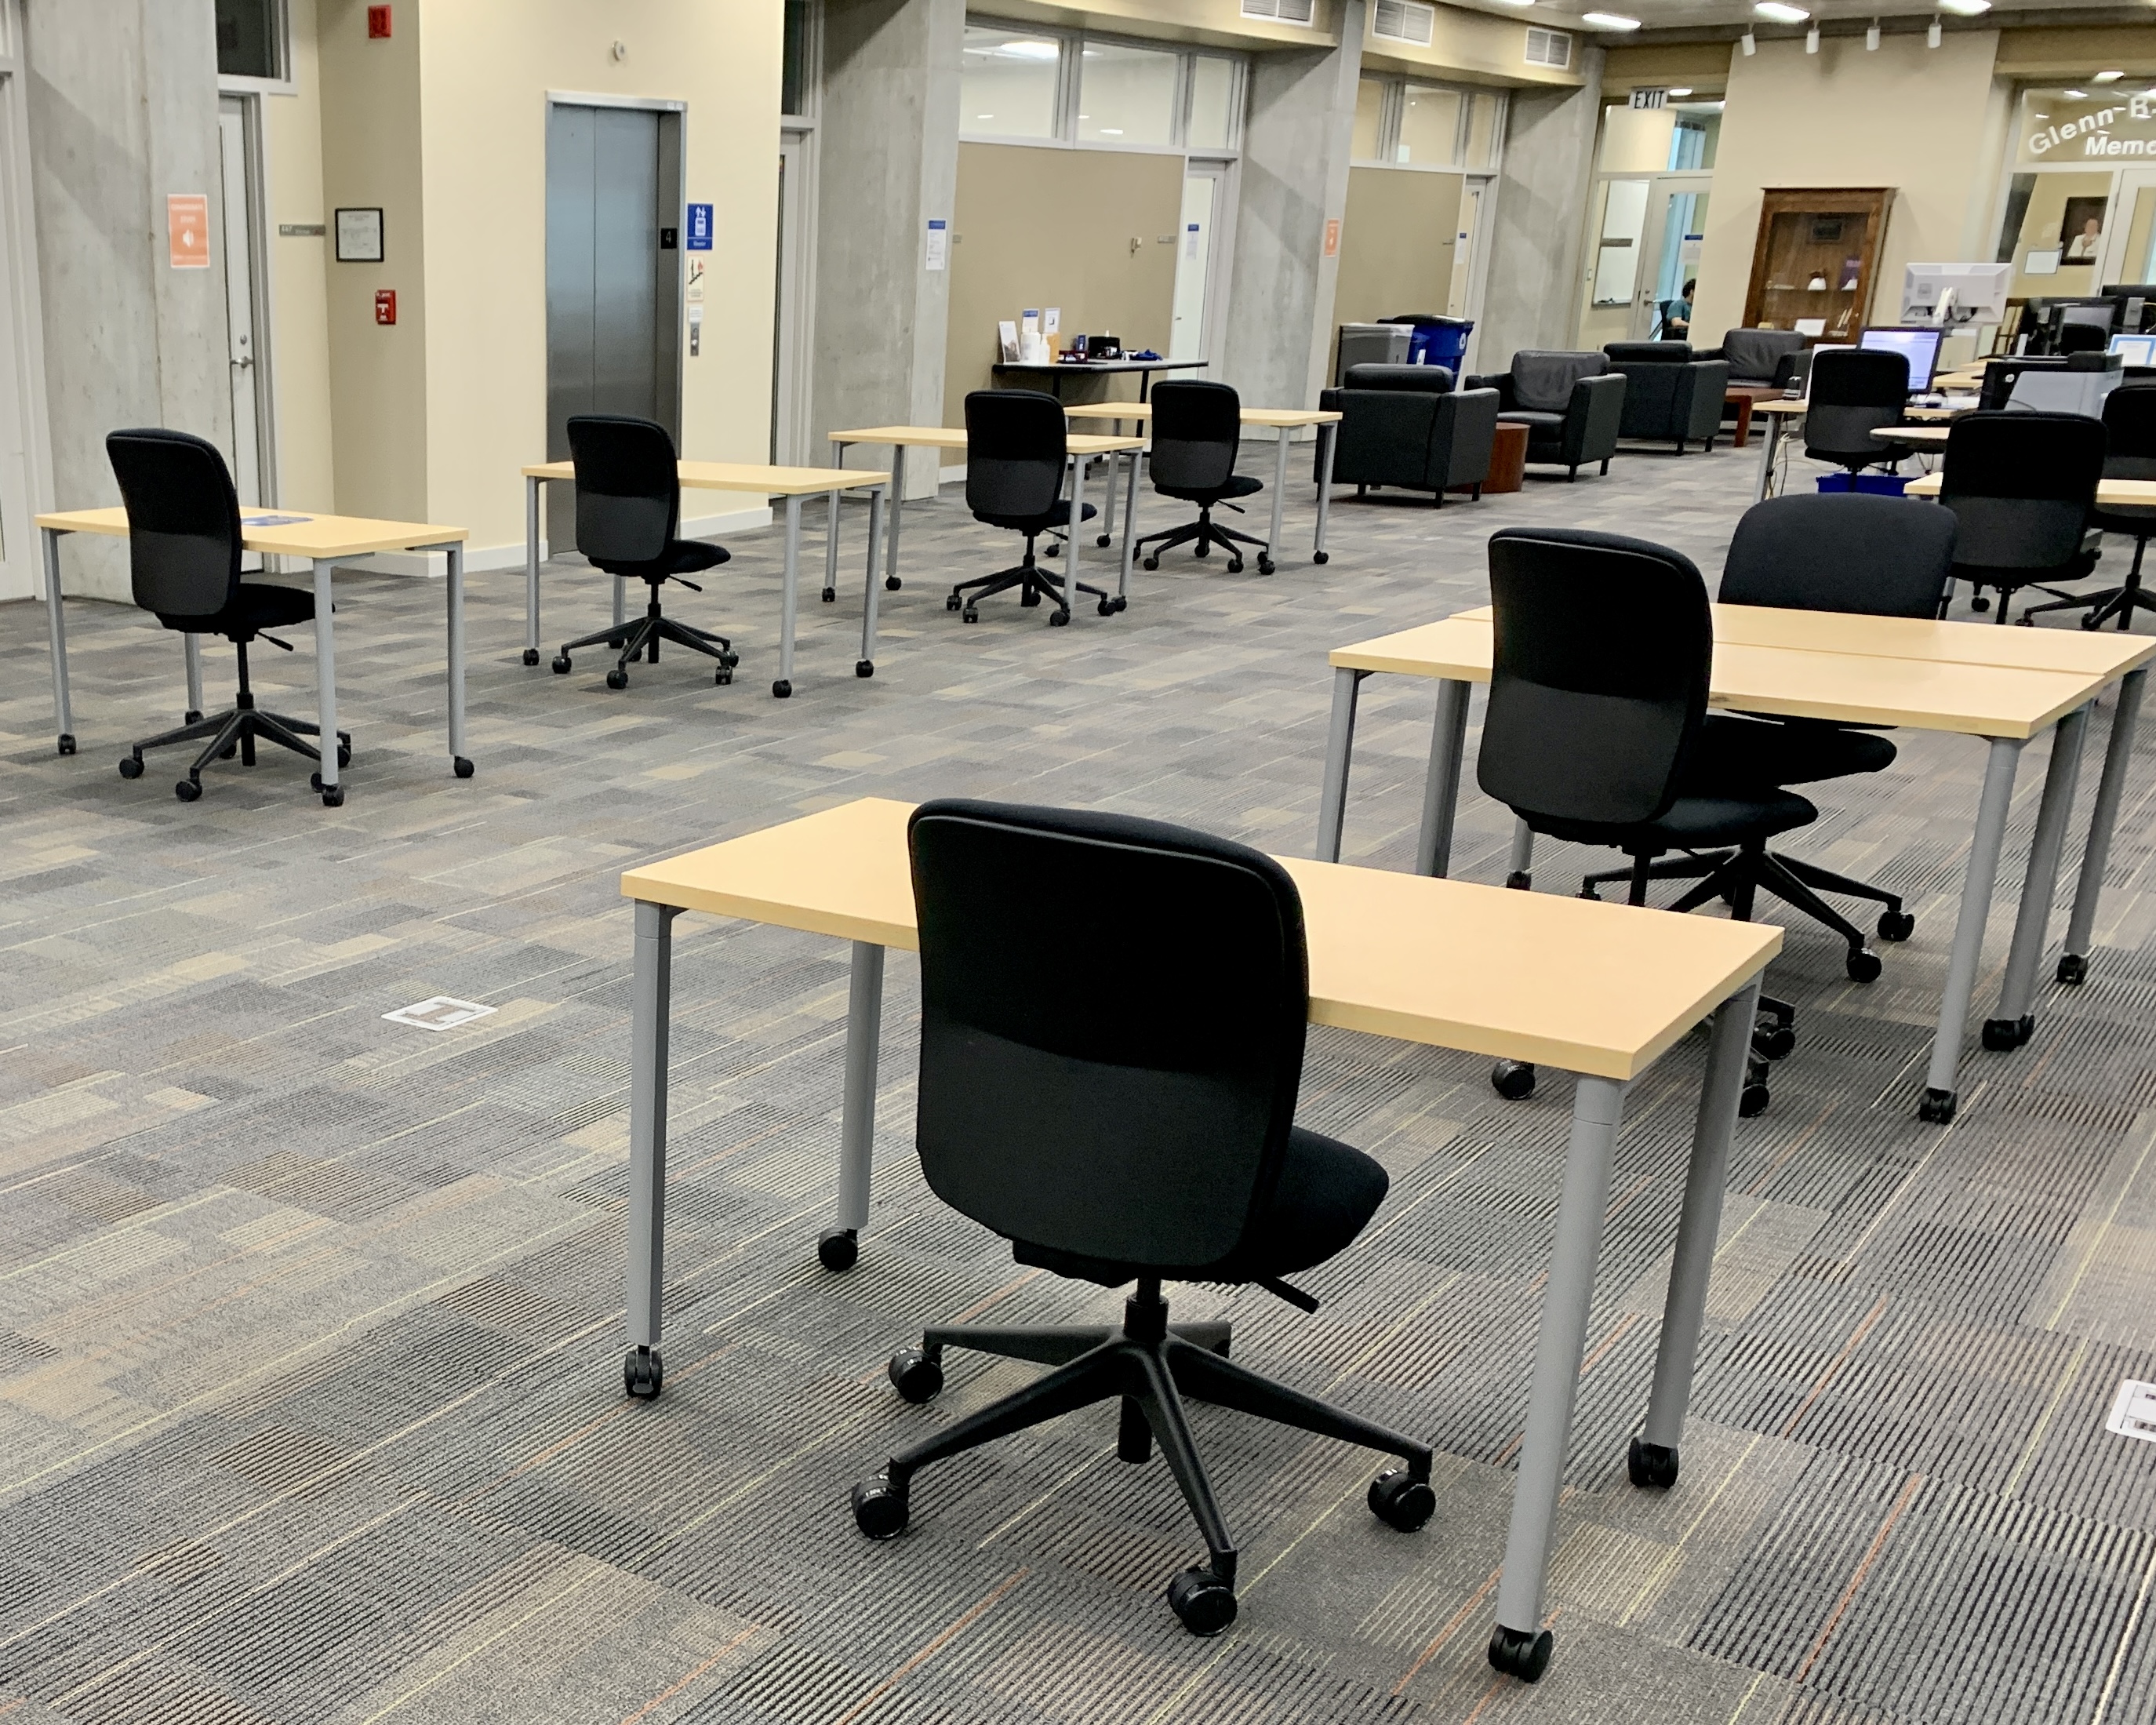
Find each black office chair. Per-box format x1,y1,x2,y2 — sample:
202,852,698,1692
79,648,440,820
2022,385,2156,630
1936,411,2104,624
1803,349,1909,477
850,799,1436,1638
1133,380,1272,574
949,390,1114,624
1580,494,1958,973
549,415,736,689
1478,527,1826,1113
104,428,340,803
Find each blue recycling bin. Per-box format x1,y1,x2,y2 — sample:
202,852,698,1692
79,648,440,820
1385,315,1474,373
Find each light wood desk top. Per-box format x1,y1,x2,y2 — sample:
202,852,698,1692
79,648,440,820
826,425,1144,456
620,797,1779,1080
522,459,890,496
36,505,465,559
1904,471,2156,508
1061,402,1343,429
1331,615,2111,739
1882,424,1952,446
1754,399,1808,417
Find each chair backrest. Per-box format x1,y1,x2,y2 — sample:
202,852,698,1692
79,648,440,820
1509,351,1608,413
1804,349,1909,461
965,390,1067,523
908,799,1309,1272
2103,384,2156,479
566,415,680,564
1721,493,1957,617
1719,328,1804,384
1343,362,1454,394
1477,527,1711,829
1605,341,1692,363
1148,380,1242,493
1940,410,2105,571
105,428,243,619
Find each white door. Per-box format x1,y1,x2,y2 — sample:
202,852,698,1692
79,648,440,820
771,129,813,467
1170,170,1217,362
1449,180,1482,318
216,100,261,509
1631,175,1713,340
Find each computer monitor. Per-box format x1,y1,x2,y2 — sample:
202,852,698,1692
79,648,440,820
1901,262,2012,326
2112,332,2156,369
2060,300,2118,333
1859,326,1942,391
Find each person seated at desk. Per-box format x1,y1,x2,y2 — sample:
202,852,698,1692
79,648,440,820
1660,278,1695,342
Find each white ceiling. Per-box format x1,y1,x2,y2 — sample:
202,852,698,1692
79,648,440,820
1452,0,2155,37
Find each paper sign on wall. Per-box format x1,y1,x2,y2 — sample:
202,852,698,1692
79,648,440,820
685,203,713,251
1044,308,1060,334
926,218,948,271
1323,217,1340,259
168,195,210,269
1186,223,1200,260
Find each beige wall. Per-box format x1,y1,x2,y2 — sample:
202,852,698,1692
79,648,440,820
263,0,333,510
1691,32,2010,344
1599,105,1674,175
1601,42,1732,100
2005,169,2114,299
1362,6,1583,91
987,0,1344,52
943,143,1183,412
1333,166,1461,373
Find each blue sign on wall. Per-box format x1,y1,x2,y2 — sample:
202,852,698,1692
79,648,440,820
685,204,713,251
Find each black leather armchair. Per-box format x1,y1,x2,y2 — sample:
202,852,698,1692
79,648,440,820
1317,363,1500,504
1605,341,1693,364
1701,329,1808,388
1605,351,1730,453
1465,351,1627,479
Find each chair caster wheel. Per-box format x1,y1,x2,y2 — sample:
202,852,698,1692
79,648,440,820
1256,557,1274,575
1049,610,1070,626
817,1227,858,1271
1368,1469,1435,1532
1020,589,1041,608
1919,1086,1957,1124
1739,1083,1769,1118
1108,596,1128,613
624,1346,663,1399
339,742,354,770
1143,556,1160,571
946,595,962,610
174,778,202,802
605,669,629,690
856,660,874,678
1098,599,1114,616
1627,1436,1679,1490
962,610,979,624
852,1473,910,1540
1845,948,1882,984
772,679,792,697
522,648,540,666
1753,1024,1795,1061
1982,1014,2034,1052
57,733,76,756
1878,910,1914,942
552,656,572,674
1096,533,1112,548
1576,887,1599,901
886,577,902,591
1166,1566,1237,1637
1227,558,1244,573
1194,541,1209,559
218,743,238,760
715,671,732,686
1488,1624,1553,1683
1313,551,1329,565
452,756,473,779
1971,595,1990,612
719,651,740,669
1492,1059,1536,1101
118,755,144,779
888,1348,943,1403
2058,953,2089,985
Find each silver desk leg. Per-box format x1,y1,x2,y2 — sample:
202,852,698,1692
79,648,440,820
183,633,204,721
1314,422,1337,564
524,473,542,664
1415,679,1473,878
1638,977,1762,1472
822,488,841,603
885,445,904,592
1265,427,1289,571
823,939,886,1272
1100,447,1118,546
1921,737,2024,1123
1492,1072,1628,1680
2061,668,2147,986
42,526,75,755
775,494,801,697
1989,705,2090,1046
445,541,471,778
1507,817,1536,890
1316,667,1367,863
624,898,678,1396
857,483,885,677
1063,455,1086,620
312,556,341,806
1116,446,1140,606
1754,412,1781,503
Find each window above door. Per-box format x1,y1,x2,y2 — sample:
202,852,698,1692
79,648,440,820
961,17,1245,153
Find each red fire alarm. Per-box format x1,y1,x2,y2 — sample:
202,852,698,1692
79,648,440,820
374,289,397,326
368,5,392,39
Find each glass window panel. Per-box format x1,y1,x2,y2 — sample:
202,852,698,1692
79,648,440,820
1188,56,1238,151
961,27,1060,140
1465,93,1500,170
1353,78,1386,161
1397,85,1461,166
782,0,811,117
1078,41,1177,146
215,0,280,79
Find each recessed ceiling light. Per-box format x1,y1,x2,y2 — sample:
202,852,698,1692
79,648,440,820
1937,0,1989,13
1754,2,1809,21
2093,70,2125,82
1489,0,1536,9
1668,86,1693,96
1581,11,1642,27
998,39,1057,58
1100,128,1122,135
2064,89,2089,100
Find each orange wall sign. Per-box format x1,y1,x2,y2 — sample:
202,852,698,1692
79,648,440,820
168,194,210,269
1323,217,1340,259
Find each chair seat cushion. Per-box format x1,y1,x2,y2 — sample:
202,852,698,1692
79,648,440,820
1691,713,1897,787
1012,1126,1387,1286
1499,410,1565,436
1529,788,1817,850
593,538,730,580
157,580,315,637
976,500,1100,532
2092,507,2156,537
1158,472,1263,503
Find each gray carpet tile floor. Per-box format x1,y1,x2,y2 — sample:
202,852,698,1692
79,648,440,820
2,432,2155,1725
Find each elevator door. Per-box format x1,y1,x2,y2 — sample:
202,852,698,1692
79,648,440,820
546,102,679,552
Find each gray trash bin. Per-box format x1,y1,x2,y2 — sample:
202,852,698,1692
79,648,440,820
1336,322,1410,385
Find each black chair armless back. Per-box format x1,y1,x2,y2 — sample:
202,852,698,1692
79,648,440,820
908,799,1308,1274
1940,411,2106,571
105,428,242,620
1605,341,1691,363
1148,380,1242,493
566,415,679,564
1477,528,1711,828
2103,384,2156,481
1722,493,1957,616
1804,350,1910,464
965,390,1067,526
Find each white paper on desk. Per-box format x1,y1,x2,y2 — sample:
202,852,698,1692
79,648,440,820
998,320,1020,362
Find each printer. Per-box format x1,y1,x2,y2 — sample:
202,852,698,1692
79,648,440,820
1979,350,2123,417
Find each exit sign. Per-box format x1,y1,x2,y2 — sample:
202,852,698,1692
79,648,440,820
1630,88,1667,109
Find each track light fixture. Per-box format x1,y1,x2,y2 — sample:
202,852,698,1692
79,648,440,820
1866,19,1881,48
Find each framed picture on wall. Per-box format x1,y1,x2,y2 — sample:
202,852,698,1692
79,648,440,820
334,208,385,263
2060,196,2107,265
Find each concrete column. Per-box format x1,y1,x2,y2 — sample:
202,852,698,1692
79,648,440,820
24,0,230,599
1219,2,1365,410
1472,46,1606,372
813,0,962,500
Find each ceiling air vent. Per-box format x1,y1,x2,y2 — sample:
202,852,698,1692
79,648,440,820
1524,26,1573,68
1241,0,1317,23
1373,0,1437,45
